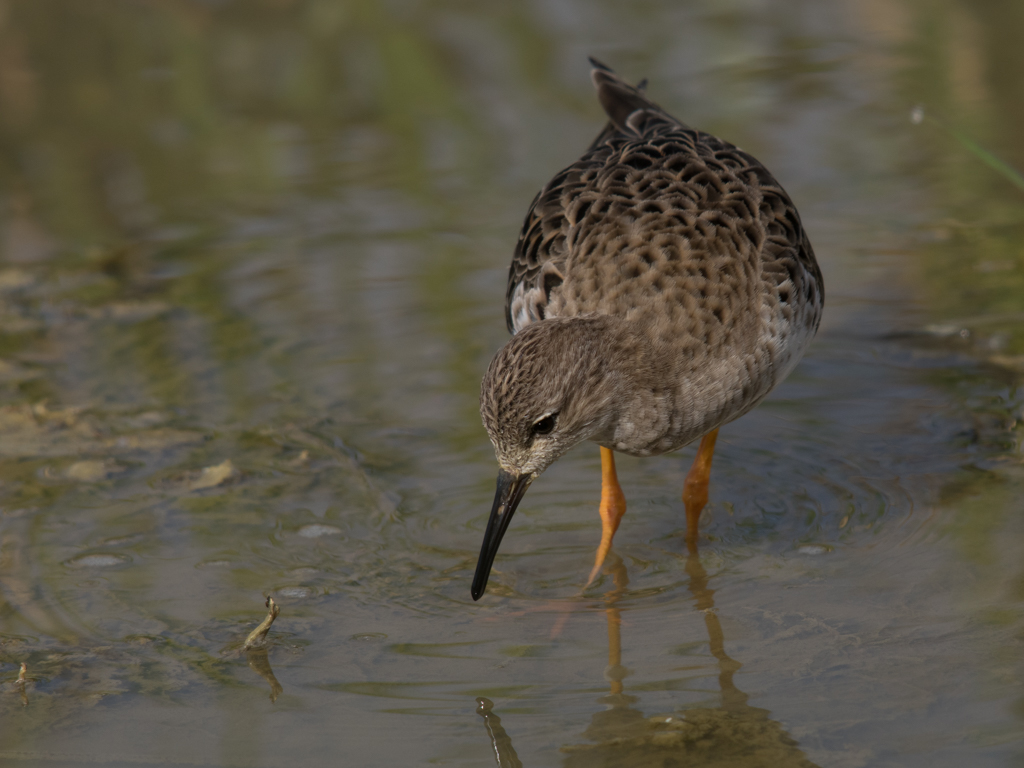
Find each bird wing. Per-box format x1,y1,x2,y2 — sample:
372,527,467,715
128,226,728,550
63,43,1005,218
505,59,822,339
505,60,676,333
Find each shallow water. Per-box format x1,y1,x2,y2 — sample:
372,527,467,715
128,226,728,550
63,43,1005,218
1,1,1023,766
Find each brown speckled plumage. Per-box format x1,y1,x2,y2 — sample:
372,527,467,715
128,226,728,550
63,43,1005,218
483,58,822,466
473,60,823,598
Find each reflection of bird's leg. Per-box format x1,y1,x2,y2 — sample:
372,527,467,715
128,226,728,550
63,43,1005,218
476,697,523,768
604,553,630,695
683,429,719,553
478,559,635,766
577,553,646,746
685,552,747,711
587,447,628,587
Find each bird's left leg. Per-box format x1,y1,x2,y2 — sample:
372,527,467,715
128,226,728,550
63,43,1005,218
586,446,627,587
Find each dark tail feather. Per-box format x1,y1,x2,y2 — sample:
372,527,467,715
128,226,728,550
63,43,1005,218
588,57,661,133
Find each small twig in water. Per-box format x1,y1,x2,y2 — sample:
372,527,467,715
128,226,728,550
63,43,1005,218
16,662,28,707
244,597,280,650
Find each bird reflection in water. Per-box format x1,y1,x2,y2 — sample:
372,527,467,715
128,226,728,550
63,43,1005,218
477,555,819,767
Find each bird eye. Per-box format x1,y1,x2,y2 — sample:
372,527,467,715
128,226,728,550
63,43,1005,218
532,414,557,436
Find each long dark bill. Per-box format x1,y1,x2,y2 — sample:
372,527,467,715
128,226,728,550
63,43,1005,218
471,469,533,600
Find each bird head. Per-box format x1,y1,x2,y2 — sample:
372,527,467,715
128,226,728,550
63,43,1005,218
473,317,620,599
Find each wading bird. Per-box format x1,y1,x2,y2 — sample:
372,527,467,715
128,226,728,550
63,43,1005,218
473,59,823,600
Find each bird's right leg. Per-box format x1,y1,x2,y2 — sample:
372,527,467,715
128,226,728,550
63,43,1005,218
586,446,627,587
683,428,719,552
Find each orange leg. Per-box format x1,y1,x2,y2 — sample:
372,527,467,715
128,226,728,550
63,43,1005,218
586,446,627,587
683,428,719,552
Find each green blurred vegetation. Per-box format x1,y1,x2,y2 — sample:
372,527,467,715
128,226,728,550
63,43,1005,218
0,0,480,243
903,0,1024,353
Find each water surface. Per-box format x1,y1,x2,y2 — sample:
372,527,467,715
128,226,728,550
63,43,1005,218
1,1,1022,766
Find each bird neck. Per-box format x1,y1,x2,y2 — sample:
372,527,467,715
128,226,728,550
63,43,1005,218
559,316,670,448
